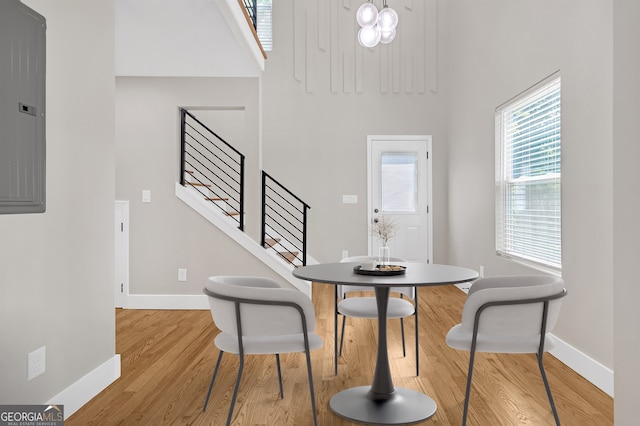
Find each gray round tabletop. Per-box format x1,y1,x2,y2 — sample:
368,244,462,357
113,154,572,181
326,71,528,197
293,261,478,287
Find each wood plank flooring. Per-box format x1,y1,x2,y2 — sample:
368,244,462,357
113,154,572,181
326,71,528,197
66,283,612,425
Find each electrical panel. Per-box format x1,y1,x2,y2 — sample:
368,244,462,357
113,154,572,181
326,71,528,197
0,0,46,214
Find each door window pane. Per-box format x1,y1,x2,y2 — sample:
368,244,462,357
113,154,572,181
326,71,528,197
381,153,417,212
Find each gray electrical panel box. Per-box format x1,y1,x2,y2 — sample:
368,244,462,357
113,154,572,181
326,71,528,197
0,0,46,214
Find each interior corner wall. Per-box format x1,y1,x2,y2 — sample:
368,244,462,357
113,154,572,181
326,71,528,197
261,0,449,263
613,0,640,422
115,77,286,295
0,0,116,406
445,0,614,376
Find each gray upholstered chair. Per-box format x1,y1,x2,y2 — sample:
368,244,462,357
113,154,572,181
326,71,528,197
446,275,567,426
334,256,419,376
202,276,322,426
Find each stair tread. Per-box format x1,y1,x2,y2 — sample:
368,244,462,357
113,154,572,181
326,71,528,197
205,197,229,201
264,238,281,248
188,182,211,187
280,251,299,263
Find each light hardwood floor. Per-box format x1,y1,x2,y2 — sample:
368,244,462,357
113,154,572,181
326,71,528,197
67,283,612,425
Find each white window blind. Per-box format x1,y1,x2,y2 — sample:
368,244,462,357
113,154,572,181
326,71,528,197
256,0,272,51
495,74,561,270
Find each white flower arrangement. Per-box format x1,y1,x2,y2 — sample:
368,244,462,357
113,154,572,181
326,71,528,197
371,214,397,246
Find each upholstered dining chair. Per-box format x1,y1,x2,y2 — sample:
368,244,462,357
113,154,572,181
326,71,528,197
334,256,419,376
446,275,567,426
202,276,323,426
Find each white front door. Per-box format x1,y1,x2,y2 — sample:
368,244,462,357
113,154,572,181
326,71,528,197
368,136,432,262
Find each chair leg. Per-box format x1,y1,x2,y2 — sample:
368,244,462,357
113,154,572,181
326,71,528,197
276,354,284,399
203,350,224,412
462,350,477,426
226,354,245,426
415,312,419,376
414,290,419,376
400,317,406,356
537,353,561,426
339,315,347,356
304,348,319,426
334,287,339,375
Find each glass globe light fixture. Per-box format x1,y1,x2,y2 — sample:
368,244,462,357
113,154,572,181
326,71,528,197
356,2,378,28
379,27,396,44
358,25,381,48
377,4,398,31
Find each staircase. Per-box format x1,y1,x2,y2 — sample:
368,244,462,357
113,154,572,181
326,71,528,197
176,109,315,297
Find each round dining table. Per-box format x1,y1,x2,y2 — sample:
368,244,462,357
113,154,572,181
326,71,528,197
293,262,479,425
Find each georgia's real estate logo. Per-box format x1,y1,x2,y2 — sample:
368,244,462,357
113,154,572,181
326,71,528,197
0,405,64,426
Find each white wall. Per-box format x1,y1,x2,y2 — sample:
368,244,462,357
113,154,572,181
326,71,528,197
445,0,614,383
262,0,448,263
115,77,291,295
613,0,640,422
0,0,116,407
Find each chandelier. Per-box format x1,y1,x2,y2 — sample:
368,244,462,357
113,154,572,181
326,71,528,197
356,0,399,48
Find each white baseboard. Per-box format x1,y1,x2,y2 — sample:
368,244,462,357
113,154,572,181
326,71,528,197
125,294,209,310
454,283,614,397
48,354,121,419
549,336,614,397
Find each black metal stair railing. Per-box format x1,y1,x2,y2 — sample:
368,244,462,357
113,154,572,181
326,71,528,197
179,109,311,268
261,171,311,267
180,108,245,230
241,0,257,28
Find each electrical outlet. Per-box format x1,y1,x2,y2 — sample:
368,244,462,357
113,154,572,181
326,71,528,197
28,346,46,380
178,268,187,282
142,190,151,203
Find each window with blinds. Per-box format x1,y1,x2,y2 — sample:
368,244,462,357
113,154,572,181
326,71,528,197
256,0,272,51
495,74,561,271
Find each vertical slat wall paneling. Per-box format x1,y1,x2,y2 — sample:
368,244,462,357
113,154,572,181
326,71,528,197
412,0,426,94
318,0,329,51
306,1,315,93
292,0,438,95
392,37,401,94
330,0,340,93
426,0,438,93
415,0,426,94
380,47,389,94
352,0,363,93
294,0,305,83
341,1,354,93
405,55,413,94
355,42,364,93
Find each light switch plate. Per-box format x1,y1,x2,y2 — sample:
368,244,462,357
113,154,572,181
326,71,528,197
342,195,357,204
142,190,151,203
178,268,187,282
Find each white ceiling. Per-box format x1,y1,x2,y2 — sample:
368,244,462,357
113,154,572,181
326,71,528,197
115,0,263,77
